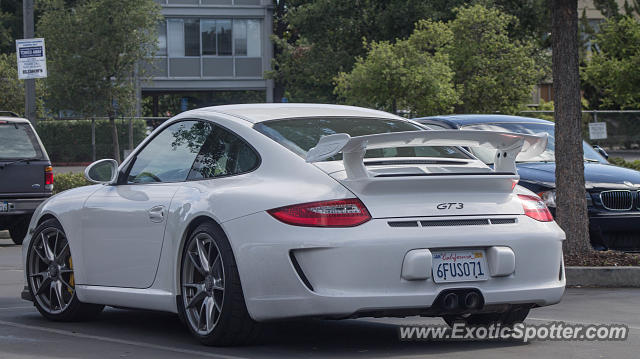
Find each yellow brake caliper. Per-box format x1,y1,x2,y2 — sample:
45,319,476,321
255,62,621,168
68,257,75,294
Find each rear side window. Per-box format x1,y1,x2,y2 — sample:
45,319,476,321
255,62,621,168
0,123,43,160
188,126,259,180
254,117,469,161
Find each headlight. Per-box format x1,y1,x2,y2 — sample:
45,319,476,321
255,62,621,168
538,190,592,208
538,190,556,208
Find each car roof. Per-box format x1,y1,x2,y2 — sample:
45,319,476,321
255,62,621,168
415,114,554,127
0,116,31,124
188,103,402,124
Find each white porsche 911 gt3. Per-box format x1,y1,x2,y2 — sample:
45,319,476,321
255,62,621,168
21,104,565,345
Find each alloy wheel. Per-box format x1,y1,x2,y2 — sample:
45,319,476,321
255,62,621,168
181,232,225,335
28,227,75,314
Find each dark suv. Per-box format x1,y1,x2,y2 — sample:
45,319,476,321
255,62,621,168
0,113,53,244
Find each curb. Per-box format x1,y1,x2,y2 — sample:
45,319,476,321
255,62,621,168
566,266,640,287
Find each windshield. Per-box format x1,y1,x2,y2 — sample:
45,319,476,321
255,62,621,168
461,122,607,164
254,117,470,161
0,122,43,160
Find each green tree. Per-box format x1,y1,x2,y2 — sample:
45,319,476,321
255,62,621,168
582,16,640,110
270,0,550,104
37,0,161,162
0,0,21,54
447,5,542,114
0,52,46,116
268,0,467,103
334,20,459,116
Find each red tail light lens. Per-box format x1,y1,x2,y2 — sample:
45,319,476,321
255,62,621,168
268,198,371,227
518,194,553,222
45,166,54,185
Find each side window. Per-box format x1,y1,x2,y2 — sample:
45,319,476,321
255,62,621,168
127,121,213,183
188,126,259,180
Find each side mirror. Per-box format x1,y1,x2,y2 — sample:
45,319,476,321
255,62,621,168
593,145,609,159
84,159,118,184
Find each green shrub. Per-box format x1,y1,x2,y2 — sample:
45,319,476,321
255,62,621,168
37,119,148,163
53,172,91,194
609,157,640,171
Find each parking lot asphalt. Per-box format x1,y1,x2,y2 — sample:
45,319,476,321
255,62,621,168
0,233,638,359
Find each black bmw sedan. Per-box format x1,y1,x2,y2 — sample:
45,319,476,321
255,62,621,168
415,114,640,251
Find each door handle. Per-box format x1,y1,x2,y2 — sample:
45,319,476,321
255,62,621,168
148,205,165,223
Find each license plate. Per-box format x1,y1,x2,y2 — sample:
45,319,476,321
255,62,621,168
0,202,8,212
432,250,488,283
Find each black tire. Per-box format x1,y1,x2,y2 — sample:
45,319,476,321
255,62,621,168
26,218,104,321
443,306,530,327
8,216,29,245
177,221,260,346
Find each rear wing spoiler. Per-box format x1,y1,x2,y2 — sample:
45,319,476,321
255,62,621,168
305,130,548,179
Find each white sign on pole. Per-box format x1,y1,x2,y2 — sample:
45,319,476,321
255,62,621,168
15,38,47,79
589,122,607,140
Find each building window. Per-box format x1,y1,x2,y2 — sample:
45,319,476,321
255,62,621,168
167,18,201,57
201,20,216,55
158,17,263,78
217,20,232,56
157,20,167,56
185,19,200,56
167,19,185,57
233,20,261,57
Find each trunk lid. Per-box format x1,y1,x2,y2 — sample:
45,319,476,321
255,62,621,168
317,161,522,218
0,160,49,195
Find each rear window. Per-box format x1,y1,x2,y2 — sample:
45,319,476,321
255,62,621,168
0,122,43,160
254,117,469,160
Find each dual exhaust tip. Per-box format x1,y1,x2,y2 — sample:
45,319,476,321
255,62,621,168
441,290,483,311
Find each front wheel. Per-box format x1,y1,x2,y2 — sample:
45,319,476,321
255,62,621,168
178,222,260,346
26,218,104,321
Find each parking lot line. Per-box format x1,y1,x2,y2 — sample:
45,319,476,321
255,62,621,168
0,319,249,359
0,306,33,311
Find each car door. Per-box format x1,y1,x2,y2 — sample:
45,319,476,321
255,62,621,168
81,120,214,288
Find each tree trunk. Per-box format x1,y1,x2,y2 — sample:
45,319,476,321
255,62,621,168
552,0,591,255
110,116,121,163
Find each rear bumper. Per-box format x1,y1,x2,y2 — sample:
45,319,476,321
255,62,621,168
223,212,566,322
0,197,49,216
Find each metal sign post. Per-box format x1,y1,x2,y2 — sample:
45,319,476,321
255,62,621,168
21,0,39,125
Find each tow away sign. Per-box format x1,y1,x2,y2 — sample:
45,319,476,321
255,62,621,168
16,38,47,79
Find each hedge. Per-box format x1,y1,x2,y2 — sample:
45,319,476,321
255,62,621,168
609,157,640,171
53,172,91,194
37,119,148,163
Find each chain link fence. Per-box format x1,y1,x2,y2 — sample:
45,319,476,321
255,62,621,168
36,111,640,164
36,117,169,164
520,110,640,159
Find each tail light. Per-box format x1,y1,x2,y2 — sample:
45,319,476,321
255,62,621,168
268,198,371,227
44,166,54,185
518,194,553,222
